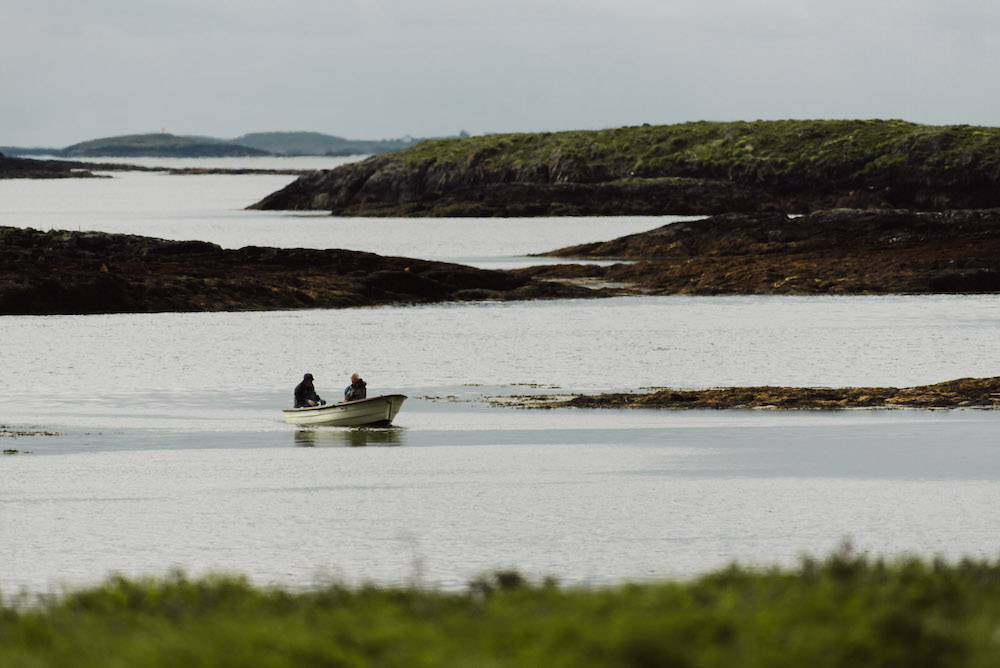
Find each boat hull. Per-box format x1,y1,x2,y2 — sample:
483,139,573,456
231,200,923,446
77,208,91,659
283,394,407,427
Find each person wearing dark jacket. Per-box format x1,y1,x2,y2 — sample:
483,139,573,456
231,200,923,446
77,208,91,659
294,373,325,407
344,373,367,401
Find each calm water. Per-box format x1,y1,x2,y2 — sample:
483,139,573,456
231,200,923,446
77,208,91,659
0,158,672,269
2,162,1000,595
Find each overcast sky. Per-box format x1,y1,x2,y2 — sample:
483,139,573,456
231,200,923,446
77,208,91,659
3,0,999,147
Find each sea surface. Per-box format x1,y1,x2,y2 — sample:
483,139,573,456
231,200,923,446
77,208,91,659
2,158,1000,596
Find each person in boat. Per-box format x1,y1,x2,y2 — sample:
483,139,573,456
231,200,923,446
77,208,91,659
344,373,367,401
294,373,325,408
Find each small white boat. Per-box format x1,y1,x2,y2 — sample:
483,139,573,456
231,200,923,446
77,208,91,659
283,394,407,427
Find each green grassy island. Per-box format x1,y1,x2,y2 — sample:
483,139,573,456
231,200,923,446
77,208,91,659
251,119,1000,215
3,551,1000,666
57,133,271,158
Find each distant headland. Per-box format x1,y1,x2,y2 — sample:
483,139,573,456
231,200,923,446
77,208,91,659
0,130,451,160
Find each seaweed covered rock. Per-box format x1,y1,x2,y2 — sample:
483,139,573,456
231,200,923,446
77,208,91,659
553,377,1000,410
530,208,1000,295
0,227,596,315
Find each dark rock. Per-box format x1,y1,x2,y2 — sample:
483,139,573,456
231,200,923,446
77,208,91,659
927,269,1000,292
249,157,777,217
0,154,104,179
528,208,1000,295
0,227,589,315
544,377,1000,410
362,270,452,300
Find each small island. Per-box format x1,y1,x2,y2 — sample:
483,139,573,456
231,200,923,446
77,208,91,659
57,133,270,158
250,120,1000,215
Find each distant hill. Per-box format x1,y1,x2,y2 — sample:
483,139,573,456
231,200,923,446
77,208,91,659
58,134,271,158
5,130,458,159
230,132,421,156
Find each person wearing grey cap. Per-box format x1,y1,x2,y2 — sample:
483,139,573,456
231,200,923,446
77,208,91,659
293,373,325,408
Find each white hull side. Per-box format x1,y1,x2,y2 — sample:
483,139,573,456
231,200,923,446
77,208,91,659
283,394,406,427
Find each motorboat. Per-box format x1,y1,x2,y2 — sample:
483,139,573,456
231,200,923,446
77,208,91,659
283,394,407,427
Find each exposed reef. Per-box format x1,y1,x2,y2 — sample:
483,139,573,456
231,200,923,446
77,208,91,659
0,227,599,315
0,152,105,179
518,377,1000,410
249,120,1000,216
521,208,1000,295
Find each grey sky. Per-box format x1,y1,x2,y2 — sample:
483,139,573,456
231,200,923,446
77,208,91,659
3,0,999,147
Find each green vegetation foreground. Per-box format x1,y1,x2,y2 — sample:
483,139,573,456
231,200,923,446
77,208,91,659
4,552,999,667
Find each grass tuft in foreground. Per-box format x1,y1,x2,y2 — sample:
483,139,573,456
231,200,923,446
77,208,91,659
3,550,1000,666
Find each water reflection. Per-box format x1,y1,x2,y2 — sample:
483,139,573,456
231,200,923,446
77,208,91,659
292,427,404,448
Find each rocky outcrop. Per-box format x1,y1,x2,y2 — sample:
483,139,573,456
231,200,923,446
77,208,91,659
0,153,103,179
525,209,1000,295
249,155,777,216
248,120,1000,216
253,173,776,217
544,377,1000,410
0,227,599,315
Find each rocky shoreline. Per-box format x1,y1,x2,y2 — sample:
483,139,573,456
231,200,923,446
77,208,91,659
508,377,1000,410
0,227,602,315
6,205,1000,315
250,173,776,217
